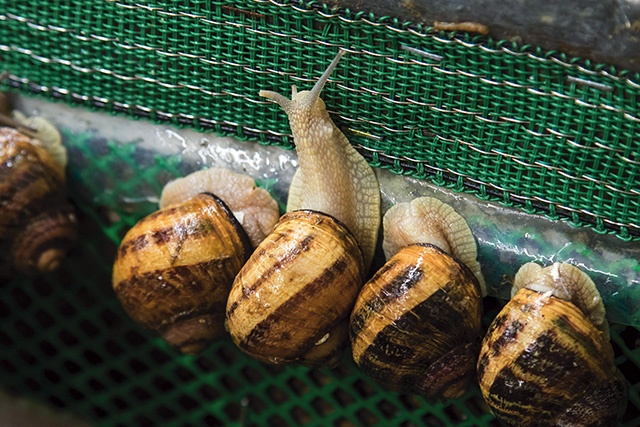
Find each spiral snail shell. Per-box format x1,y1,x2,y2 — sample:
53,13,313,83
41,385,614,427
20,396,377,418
0,123,77,276
225,50,381,366
350,197,484,399
477,262,628,426
112,168,278,354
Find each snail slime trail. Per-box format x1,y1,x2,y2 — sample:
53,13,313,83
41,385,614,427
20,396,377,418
226,50,379,367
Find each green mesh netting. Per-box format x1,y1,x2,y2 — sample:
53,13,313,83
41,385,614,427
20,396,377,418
0,0,638,240
1,1,639,426
0,130,638,427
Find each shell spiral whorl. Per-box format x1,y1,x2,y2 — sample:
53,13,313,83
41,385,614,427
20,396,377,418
112,192,252,354
477,263,628,427
350,243,482,399
226,209,365,366
0,127,77,276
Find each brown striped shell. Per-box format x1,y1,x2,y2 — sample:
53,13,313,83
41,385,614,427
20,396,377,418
112,193,252,354
225,209,365,367
477,265,628,427
0,127,77,276
350,243,483,399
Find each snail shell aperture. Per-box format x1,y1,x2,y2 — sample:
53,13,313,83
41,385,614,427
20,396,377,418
350,197,483,399
0,126,77,276
477,262,629,427
112,192,253,354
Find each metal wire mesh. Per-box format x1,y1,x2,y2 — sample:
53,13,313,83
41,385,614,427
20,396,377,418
0,0,638,240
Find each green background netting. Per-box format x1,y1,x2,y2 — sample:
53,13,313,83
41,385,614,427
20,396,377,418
0,0,638,239
0,0,639,426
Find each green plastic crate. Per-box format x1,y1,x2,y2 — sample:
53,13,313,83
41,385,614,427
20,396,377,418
0,1,639,426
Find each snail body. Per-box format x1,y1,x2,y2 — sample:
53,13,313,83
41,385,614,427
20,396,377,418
112,193,253,354
477,262,628,426
226,50,380,366
350,197,484,399
0,126,77,275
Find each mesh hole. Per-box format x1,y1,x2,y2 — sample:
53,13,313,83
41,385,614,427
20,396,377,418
223,402,241,422
57,300,77,317
11,287,32,309
0,360,18,373
124,330,146,347
64,360,81,374
133,387,152,403
0,300,12,318
68,387,85,401
88,378,106,392
43,368,61,384
59,329,80,346
178,395,199,411
378,400,399,419
14,320,35,338
48,396,66,408
291,405,313,424
399,394,422,411
35,309,55,328
129,358,149,374
312,397,333,416
40,340,58,357
104,339,125,357
80,319,100,338
287,377,308,396
202,415,224,426
266,385,288,404
221,374,243,392
174,366,196,382
108,368,127,384
268,415,288,427
356,408,378,425
112,397,130,410
149,348,171,364
199,384,222,401
152,376,175,392
421,413,446,427
352,379,376,398
0,331,13,346
241,365,264,383
443,404,468,422
333,388,356,406
83,349,103,365
135,415,154,426
158,404,177,420
19,350,37,365
24,378,40,392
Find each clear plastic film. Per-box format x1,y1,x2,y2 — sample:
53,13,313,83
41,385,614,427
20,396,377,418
13,96,640,328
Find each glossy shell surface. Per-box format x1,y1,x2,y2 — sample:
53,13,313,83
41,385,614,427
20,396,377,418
0,127,77,275
226,209,364,367
350,243,483,399
478,287,628,427
112,193,252,354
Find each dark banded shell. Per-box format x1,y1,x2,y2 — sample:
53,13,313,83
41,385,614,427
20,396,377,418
350,243,483,399
478,288,628,427
112,193,252,354
225,209,365,367
0,127,77,276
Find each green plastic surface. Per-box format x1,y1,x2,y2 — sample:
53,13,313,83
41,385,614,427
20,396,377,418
0,130,638,426
0,0,638,241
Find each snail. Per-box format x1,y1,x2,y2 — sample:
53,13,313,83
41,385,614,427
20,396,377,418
350,197,485,399
477,262,629,427
112,167,279,354
225,50,381,366
0,117,77,276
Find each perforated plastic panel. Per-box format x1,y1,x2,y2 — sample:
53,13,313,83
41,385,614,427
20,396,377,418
1,131,639,426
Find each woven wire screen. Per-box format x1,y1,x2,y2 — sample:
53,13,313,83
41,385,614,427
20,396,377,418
0,0,638,240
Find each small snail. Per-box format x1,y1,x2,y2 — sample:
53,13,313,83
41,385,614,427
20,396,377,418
477,262,629,427
0,118,77,276
350,197,484,399
112,168,279,354
225,50,381,366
